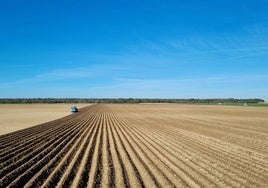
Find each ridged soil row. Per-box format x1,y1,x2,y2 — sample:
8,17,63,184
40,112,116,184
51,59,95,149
115,105,230,187
0,106,97,187
112,106,250,187
142,117,268,185
100,111,115,188
0,113,76,146
0,105,94,146
167,110,268,152
24,111,100,188
39,107,101,188
52,112,100,187
124,114,268,185
131,107,268,155
108,109,144,187
1,116,91,187
142,115,268,174
1,104,267,188
0,119,74,159
0,118,85,186
111,108,215,188
106,112,125,187
108,110,181,188
0,112,93,179
133,111,268,172
166,131,268,186
87,108,105,187
0,115,89,167
70,112,102,188
169,115,268,154
0,107,95,160
114,107,224,185
0,109,88,148
121,116,241,187
211,117,268,133
110,109,164,187
72,111,103,188
0,105,96,159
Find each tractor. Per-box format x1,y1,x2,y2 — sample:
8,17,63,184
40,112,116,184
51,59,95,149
70,106,78,113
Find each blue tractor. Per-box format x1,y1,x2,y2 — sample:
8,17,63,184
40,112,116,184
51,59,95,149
70,106,78,113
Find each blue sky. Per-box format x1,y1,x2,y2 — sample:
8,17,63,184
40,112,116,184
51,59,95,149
0,0,268,99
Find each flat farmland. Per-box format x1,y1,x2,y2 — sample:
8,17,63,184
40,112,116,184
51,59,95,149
0,104,90,135
0,104,267,187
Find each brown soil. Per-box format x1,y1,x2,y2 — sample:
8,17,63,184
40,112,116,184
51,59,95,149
0,104,267,187
0,104,90,135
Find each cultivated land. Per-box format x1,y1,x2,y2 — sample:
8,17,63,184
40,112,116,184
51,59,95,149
0,104,90,135
0,104,268,187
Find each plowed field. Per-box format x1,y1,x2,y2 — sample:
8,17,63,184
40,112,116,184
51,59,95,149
0,104,268,187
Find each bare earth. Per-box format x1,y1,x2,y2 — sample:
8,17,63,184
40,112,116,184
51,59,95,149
0,104,90,135
0,104,267,187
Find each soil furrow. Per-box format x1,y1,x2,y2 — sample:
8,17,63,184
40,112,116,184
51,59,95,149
0,104,267,188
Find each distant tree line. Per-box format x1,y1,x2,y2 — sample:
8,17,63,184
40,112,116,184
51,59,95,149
0,98,264,104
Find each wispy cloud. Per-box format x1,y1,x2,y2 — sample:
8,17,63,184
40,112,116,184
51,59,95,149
87,74,268,98
1,67,92,87
133,22,268,61
114,74,268,87
0,63,133,87
36,67,91,80
164,38,268,57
